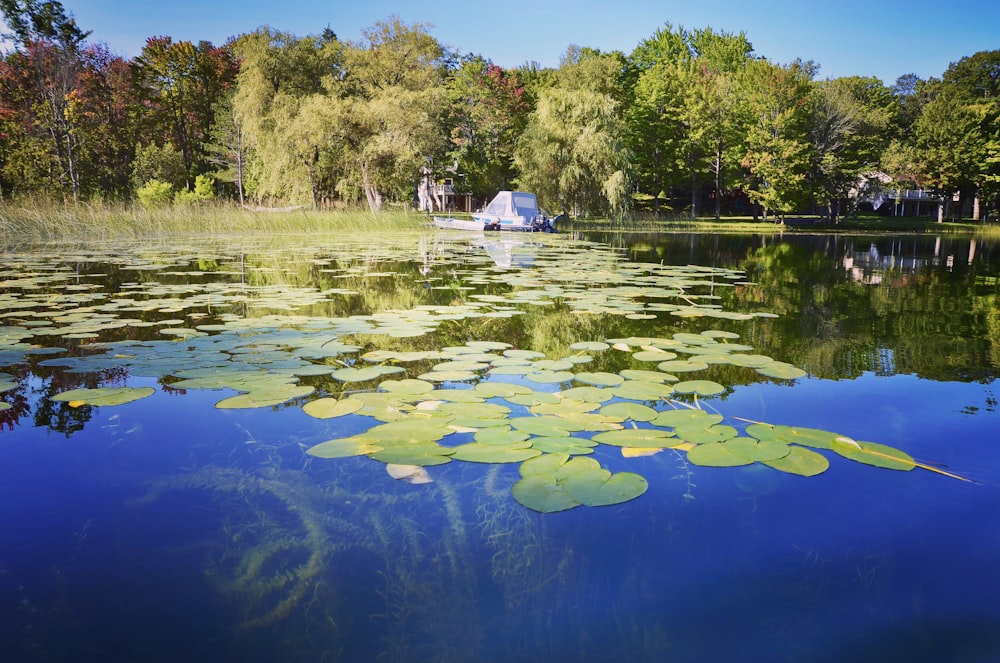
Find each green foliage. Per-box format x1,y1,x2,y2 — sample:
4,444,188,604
132,143,186,191
136,179,174,207
515,48,632,217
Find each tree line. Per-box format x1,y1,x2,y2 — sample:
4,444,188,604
1,0,998,220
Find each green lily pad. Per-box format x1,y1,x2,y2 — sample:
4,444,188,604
592,428,677,448
725,437,791,462
675,423,739,445
529,436,597,455
509,416,583,436
747,424,840,450
657,359,709,373
652,409,723,428
612,380,675,402
475,382,532,398
672,380,726,397
574,371,624,387
511,475,580,513
560,468,648,507
302,397,364,419
474,427,531,445
51,386,155,406
599,402,659,422
763,446,830,476
215,385,314,409
379,378,436,395
756,362,808,380
686,442,754,467
519,453,571,477
569,341,610,351
332,366,403,382
450,442,541,463
306,437,382,458
831,437,916,471
369,444,455,466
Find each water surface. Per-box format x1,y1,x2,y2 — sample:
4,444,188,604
1,230,998,662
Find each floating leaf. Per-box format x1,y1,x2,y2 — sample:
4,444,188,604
673,380,726,397
302,397,364,419
675,423,738,445
306,437,382,458
831,437,916,471
747,424,839,450
529,436,597,455
511,475,579,513
725,437,791,462
569,341,610,351
519,453,570,477
332,366,403,382
756,362,808,380
599,402,658,422
474,427,530,445
379,378,435,394
369,443,454,466
560,468,648,507
215,385,314,409
51,386,155,406
686,442,753,467
475,382,532,398
450,442,540,463
763,446,830,476
509,416,583,436
652,409,723,428
593,428,677,448
657,359,709,373
574,371,624,387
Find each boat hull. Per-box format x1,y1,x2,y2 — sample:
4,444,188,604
433,216,554,232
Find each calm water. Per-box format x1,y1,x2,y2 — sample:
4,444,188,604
1,230,998,662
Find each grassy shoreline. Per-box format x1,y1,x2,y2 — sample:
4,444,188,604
2,201,998,243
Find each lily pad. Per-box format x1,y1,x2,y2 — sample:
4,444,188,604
51,386,155,407
763,446,830,477
302,397,364,419
599,402,659,422
592,428,677,448
831,437,916,471
450,442,541,463
672,380,726,397
306,437,382,458
511,475,580,513
560,468,648,507
686,442,754,467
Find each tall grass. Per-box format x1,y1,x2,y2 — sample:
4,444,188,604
0,199,432,245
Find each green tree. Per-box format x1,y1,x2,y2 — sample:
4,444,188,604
808,76,895,220
445,56,529,198
682,27,755,220
914,51,1000,220
515,47,631,219
340,17,449,212
132,36,238,185
740,59,816,220
231,27,343,205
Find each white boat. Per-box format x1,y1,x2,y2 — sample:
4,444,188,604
433,191,558,232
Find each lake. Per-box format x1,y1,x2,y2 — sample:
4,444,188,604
1,229,998,662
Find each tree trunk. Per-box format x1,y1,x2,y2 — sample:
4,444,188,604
362,161,383,212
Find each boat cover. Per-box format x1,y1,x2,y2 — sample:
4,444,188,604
481,191,539,219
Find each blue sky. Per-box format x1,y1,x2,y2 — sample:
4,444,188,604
45,0,1000,84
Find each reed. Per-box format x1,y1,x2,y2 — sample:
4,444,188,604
0,199,431,243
